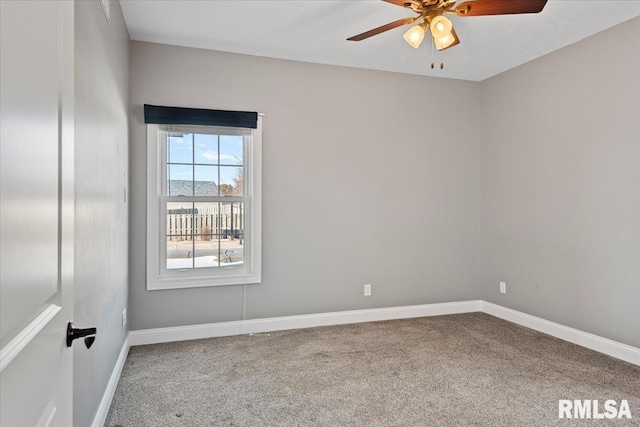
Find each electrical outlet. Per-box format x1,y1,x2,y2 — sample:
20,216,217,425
500,281,507,294
364,284,372,297
122,308,127,329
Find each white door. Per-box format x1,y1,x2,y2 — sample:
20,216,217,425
1,1,75,426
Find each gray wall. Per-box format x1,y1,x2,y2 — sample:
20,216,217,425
129,42,483,330
480,17,640,348
74,1,130,426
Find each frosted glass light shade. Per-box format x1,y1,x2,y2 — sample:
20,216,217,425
433,27,460,51
403,25,425,49
430,15,453,39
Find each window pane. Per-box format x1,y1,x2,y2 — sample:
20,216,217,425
166,202,194,235
221,236,244,267
167,164,193,196
194,165,219,196
220,202,244,268
194,202,221,269
194,236,220,269
220,166,243,196
168,133,193,164
193,202,219,234
166,235,194,270
166,202,195,269
220,135,243,165
194,133,218,165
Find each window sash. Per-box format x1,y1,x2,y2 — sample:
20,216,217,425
159,198,252,278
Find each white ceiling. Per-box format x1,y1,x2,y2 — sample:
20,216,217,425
120,0,640,81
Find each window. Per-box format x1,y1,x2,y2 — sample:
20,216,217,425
146,116,262,290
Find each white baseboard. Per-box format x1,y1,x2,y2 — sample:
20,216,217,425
91,334,130,427
129,300,639,366
129,300,482,346
481,301,640,366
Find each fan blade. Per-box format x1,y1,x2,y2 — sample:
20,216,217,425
383,0,412,7
347,17,417,41
454,0,548,16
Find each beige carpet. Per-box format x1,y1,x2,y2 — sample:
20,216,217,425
106,313,640,426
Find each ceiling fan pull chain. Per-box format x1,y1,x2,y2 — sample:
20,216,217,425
436,42,444,70
430,40,435,69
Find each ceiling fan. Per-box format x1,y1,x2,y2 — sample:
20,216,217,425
347,0,548,52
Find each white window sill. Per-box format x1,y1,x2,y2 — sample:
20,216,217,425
147,273,261,291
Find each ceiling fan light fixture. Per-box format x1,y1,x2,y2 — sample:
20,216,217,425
403,24,425,49
433,26,460,51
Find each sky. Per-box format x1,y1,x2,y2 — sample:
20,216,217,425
167,132,243,192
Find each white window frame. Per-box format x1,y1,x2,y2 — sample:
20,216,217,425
146,116,262,290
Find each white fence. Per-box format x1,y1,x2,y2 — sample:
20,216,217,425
167,204,244,241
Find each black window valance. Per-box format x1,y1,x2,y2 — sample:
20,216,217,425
144,104,258,129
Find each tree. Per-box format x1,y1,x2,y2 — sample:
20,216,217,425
219,183,235,196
